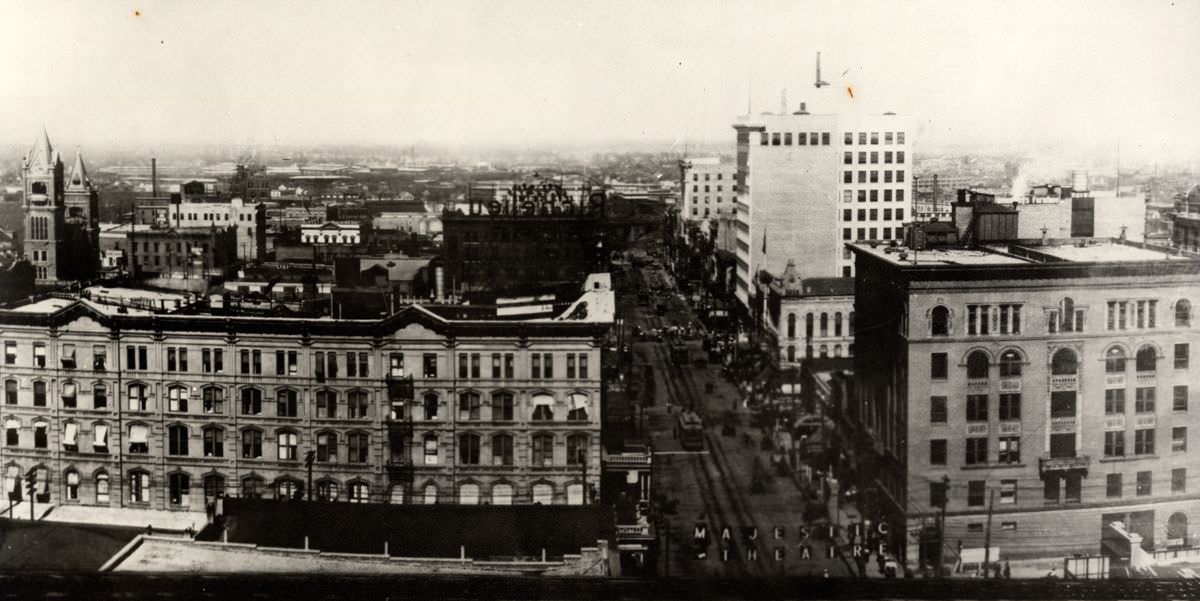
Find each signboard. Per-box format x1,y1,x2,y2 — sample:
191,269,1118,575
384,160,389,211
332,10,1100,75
468,181,606,218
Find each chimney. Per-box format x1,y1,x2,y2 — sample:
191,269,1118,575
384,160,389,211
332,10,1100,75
151,157,158,198
795,102,808,115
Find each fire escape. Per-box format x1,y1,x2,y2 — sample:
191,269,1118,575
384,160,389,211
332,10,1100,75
386,373,415,487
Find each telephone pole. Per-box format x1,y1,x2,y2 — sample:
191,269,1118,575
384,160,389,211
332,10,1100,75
938,475,949,578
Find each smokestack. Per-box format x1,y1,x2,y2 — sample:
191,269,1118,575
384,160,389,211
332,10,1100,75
151,157,158,198
794,102,808,115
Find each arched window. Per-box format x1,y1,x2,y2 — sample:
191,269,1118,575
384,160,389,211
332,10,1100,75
127,423,149,454
129,470,151,504
459,483,480,505
1136,345,1157,372
316,479,338,502
492,392,514,421
317,389,338,419
819,345,828,358
202,386,224,414
277,430,298,460
787,314,797,339
492,433,514,466
347,432,369,463
240,387,262,415
240,429,262,459
167,424,189,456
458,433,481,465
834,313,843,337
931,306,950,336
1169,512,1189,543
168,472,191,507
348,481,369,503
127,383,147,411
275,477,302,500
276,389,297,417
422,482,437,505
532,482,553,505
167,385,189,413
805,313,814,339
998,349,1023,377
422,393,438,420
1105,347,1127,373
347,390,368,419
1177,300,1192,327
64,469,80,501
1051,348,1078,375
820,313,829,337
203,474,225,501
492,483,514,505
567,434,588,465
966,351,990,379
532,433,554,467
566,483,585,506
389,485,405,504
95,472,110,504
531,394,555,421
317,431,337,462
458,392,481,421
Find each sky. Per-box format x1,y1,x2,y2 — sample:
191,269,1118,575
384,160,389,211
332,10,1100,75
1,0,1197,164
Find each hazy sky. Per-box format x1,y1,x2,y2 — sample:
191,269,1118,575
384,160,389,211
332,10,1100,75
1,0,1197,163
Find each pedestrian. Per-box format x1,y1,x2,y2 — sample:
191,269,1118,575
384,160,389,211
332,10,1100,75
822,568,830,578
146,524,153,536
1003,560,1011,579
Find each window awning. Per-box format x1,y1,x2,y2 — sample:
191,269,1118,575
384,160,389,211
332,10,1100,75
4,418,18,430
67,471,79,486
63,422,78,445
63,383,77,398
130,424,149,444
94,424,109,446
569,393,589,410
532,394,555,407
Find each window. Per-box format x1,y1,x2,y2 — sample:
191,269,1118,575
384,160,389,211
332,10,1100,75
1107,473,1122,498
532,394,554,421
203,474,224,501
999,480,1016,504
346,352,368,378
61,421,79,450
930,353,947,379
567,393,589,421
315,480,338,502
203,426,223,457
930,481,947,508
532,434,554,467
348,482,369,503
127,383,147,411
129,471,151,504
94,473,110,504
998,350,1022,377
62,382,77,408
1173,468,1187,493
1176,386,1189,412
240,387,262,415
316,431,337,462
492,392,514,421
492,434,514,466
966,395,988,421
65,470,80,501
1173,427,1187,453
844,132,853,145
930,396,947,423
967,481,985,507
5,419,17,446
1176,344,1190,369
61,344,76,369
999,394,1021,420
389,352,405,377
1105,347,1127,373
277,430,299,460
167,472,191,507
347,432,368,463
92,423,109,451
1050,391,1076,418
543,353,554,378
4,379,14,405
422,483,437,505
33,343,45,368
423,434,439,465
1135,428,1155,455
458,392,481,421
998,437,1020,464
965,437,987,465
1177,300,1192,327
1136,345,1157,372
458,433,481,465
3,341,14,365
423,393,438,420
166,385,188,413
166,347,188,372
567,434,588,465
1104,431,1125,457
1051,348,1078,375
34,422,47,448
423,354,438,378
1105,389,1126,414
33,381,46,407
1135,387,1155,413
168,424,189,456
272,389,297,417
1136,471,1152,496
504,354,515,379
128,423,149,453
966,351,989,379
201,348,223,373
929,439,947,465
241,429,262,459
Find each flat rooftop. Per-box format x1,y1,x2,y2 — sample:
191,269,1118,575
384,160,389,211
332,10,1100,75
851,244,1029,267
1015,242,1188,263
851,239,1196,268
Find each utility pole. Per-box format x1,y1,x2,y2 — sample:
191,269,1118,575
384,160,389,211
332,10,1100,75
25,470,36,521
305,450,315,501
983,488,995,577
938,475,949,578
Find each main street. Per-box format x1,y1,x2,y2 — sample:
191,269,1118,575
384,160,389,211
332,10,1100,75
616,253,855,578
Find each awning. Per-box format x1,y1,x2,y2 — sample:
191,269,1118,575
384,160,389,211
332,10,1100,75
569,393,589,410
532,394,555,407
129,424,149,444
63,383,77,399
63,422,78,445
67,471,79,486
4,418,18,430
93,424,109,447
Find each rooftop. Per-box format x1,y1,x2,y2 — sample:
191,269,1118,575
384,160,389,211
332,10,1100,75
851,238,1199,270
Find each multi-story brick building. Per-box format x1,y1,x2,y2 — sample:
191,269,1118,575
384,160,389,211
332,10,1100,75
678,157,737,226
851,238,1200,568
0,280,610,514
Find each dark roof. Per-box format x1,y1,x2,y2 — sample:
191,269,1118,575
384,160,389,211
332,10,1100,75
799,277,854,297
917,221,958,233
205,498,612,559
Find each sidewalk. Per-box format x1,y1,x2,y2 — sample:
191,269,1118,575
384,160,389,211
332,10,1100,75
39,504,203,532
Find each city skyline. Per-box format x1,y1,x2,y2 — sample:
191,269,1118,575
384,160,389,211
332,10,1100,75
1,0,1197,166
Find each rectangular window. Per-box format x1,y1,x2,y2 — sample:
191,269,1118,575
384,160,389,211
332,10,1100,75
61,344,76,369
458,353,469,379
504,353,514,379
930,396,947,423
930,353,947,379
1104,431,1125,457
423,353,438,378
1051,391,1076,417
1173,468,1186,493
1105,389,1126,414
999,480,1016,504
543,353,553,378
966,395,988,422
821,133,830,145
1173,426,1187,453
1044,475,1060,503
843,152,852,165
93,346,107,371
929,439,946,465
389,352,405,377
998,437,1020,464
566,354,576,379
579,354,590,379
3,341,14,365
1107,473,1122,498
843,171,852,184
1176,343,1189,369
999,394,1021,420
241,350,250,374
844,132,853,145
276,350,286,376
1136,471,1152,496
314,352,326,381
33,343,45,368
1175,386,1189,412
1135,428,1155,455
967,481,985,507
491,353,501,379
965,437,987,465
531,353,541,379
1135,387,1155,413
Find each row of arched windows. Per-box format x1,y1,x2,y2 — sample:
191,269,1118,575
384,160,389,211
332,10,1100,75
931,299,1194,336
958,347,1157,378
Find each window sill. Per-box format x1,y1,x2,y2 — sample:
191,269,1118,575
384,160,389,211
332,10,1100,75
962,462,1025,470
1099,454,1159,463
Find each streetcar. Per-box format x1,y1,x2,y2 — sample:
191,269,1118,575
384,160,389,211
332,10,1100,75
676,410,705,451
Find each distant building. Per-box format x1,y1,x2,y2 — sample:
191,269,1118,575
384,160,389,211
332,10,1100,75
165,197,266,260
1169,185,1200,252
21,131,100,285
773,261,855,365
301,222,362,245
678,158,737,226
97,222,237,280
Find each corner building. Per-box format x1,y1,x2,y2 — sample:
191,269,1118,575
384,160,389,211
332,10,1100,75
0,287,608,511
851,240,1200,566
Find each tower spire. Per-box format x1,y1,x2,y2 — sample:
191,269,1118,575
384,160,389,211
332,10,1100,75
67,151,91,189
